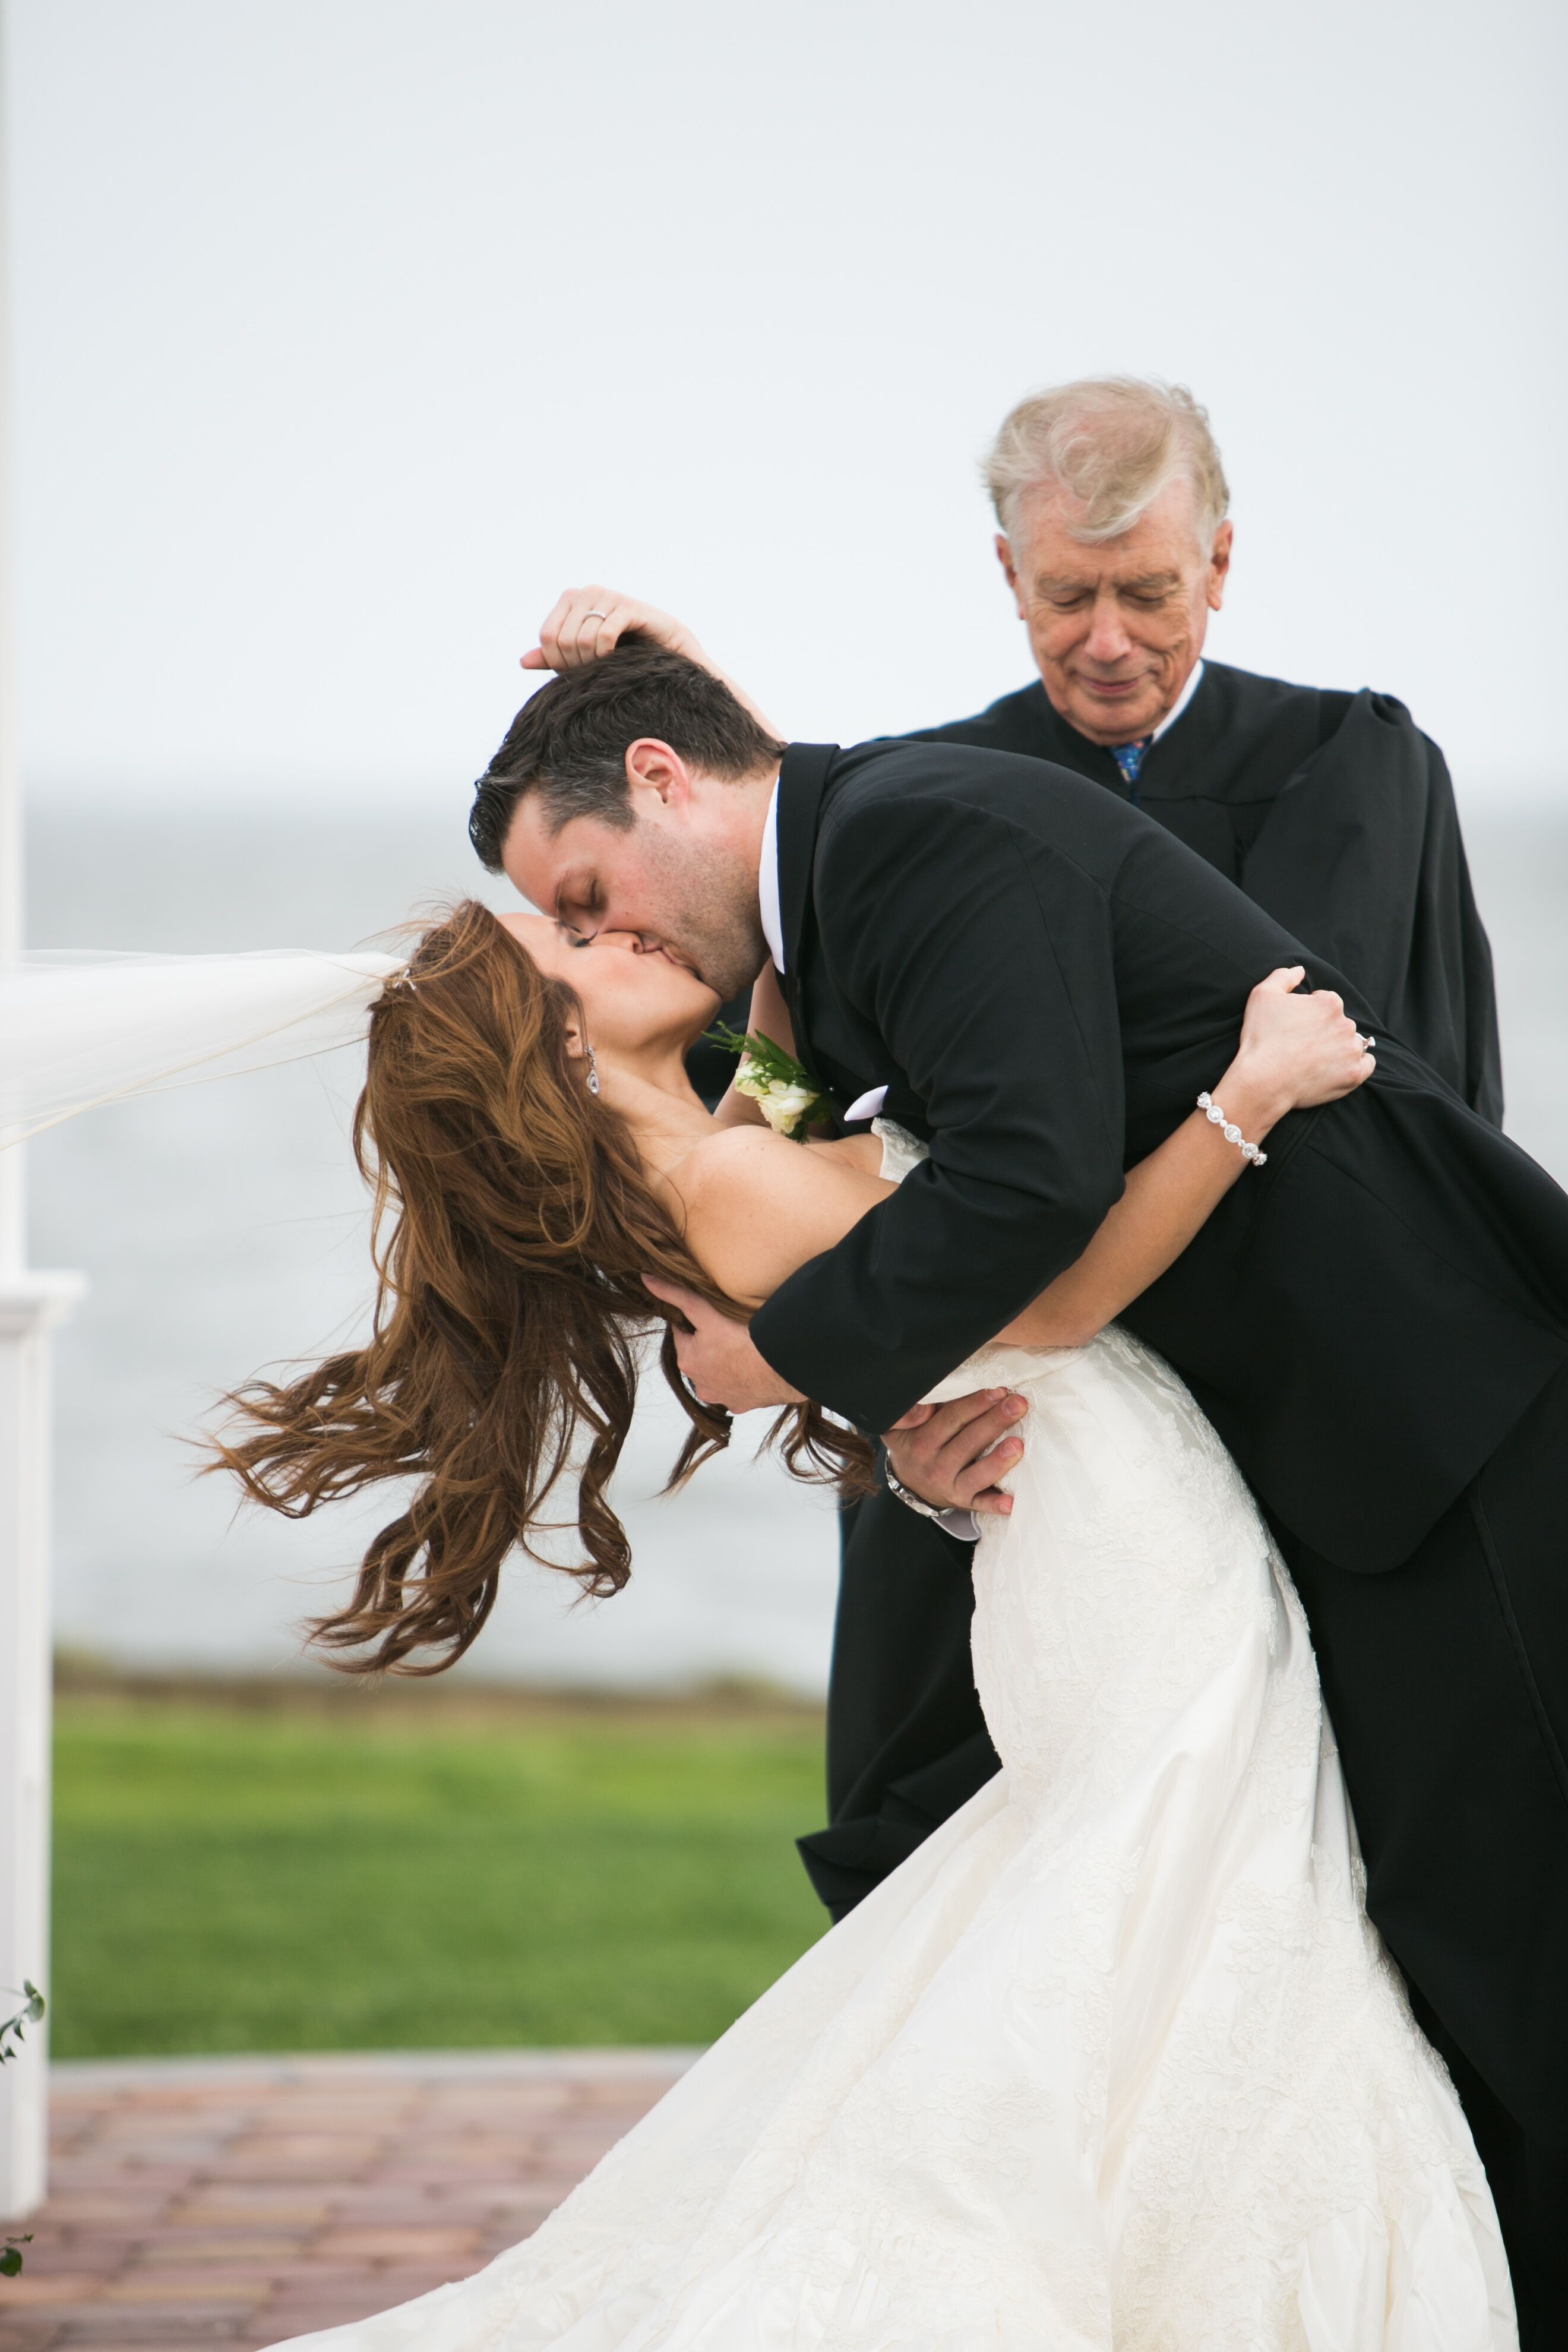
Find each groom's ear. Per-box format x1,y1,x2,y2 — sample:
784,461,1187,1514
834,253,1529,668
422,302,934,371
625,738,694,815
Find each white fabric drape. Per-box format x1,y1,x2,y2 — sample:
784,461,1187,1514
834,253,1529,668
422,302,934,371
0,949,403,1147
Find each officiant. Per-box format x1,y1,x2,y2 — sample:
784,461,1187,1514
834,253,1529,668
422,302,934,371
805,375,1506,1923
918,375,1501,1120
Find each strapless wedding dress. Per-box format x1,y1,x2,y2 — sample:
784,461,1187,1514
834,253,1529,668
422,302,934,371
271,1128,1514,2351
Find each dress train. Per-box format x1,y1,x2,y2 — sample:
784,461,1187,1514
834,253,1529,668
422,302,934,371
268,1323,1514,2350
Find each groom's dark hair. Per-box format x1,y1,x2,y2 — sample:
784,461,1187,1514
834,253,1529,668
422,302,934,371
469,639,786,873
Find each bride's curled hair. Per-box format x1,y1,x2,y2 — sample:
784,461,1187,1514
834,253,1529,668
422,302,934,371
210,900,868,1674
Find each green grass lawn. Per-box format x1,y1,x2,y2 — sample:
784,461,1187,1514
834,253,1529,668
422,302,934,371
50,1687,829,2057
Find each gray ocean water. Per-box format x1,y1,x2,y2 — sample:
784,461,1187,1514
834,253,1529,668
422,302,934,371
23,803,1568,1693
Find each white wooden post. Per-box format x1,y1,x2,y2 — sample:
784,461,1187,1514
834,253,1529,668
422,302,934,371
0,1277,80,2221
0,0,14,1281
0,0,83,2220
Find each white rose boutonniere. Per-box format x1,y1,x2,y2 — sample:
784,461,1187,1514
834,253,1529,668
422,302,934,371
746,1074,818,1136
706,1023,828,1141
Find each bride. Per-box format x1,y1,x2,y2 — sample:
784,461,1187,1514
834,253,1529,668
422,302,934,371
211,899,1513,2348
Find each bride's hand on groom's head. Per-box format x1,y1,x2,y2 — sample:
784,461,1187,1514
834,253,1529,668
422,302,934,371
883,1390,1027,1519
521,588,709,676
520,587,786,740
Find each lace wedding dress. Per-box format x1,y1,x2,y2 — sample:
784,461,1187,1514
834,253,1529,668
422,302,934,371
264,1121,1512,2350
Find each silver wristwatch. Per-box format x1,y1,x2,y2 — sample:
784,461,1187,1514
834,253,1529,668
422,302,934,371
884,1462,980,1544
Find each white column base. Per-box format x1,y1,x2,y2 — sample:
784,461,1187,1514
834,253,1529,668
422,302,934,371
0,1272,83,2221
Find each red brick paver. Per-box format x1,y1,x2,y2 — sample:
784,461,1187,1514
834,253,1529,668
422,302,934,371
0,2050,694,2349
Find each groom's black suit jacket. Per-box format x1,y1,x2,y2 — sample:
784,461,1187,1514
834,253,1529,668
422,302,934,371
911,664,1503,1128
750,739,1568,1577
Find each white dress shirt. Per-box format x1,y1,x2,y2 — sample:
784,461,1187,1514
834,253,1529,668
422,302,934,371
758,777,785,973
1149,657,1205,744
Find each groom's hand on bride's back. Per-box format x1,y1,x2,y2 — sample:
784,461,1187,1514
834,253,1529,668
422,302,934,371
883,1390,1028,1519
640,1272,1025,1510
642,1278,807,1413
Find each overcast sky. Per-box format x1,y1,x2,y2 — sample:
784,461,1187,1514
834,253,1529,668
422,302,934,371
11,0,1566,813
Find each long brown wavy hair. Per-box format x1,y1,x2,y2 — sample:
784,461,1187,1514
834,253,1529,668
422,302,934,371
209,900,870,1674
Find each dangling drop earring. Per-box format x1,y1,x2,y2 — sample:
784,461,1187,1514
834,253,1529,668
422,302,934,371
586,1044,601,1096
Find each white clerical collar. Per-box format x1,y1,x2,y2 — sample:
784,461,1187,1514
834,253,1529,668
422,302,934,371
1150,657,1205,744
758,776,785,973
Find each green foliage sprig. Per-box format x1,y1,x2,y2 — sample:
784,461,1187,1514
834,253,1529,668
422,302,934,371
0,1981,44,2066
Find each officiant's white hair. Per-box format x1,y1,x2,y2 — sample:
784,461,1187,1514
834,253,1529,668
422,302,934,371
985,377,1229,548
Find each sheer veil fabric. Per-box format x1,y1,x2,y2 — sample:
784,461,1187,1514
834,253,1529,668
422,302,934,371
0,949,402,1149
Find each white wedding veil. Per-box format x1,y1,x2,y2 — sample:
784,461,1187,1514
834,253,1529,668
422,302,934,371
0,947,404,1148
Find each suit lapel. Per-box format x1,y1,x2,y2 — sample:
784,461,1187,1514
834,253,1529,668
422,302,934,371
773,741,838,1091
776,742,837,981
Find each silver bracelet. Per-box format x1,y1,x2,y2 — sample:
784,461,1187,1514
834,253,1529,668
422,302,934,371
1197,1090,1268,1168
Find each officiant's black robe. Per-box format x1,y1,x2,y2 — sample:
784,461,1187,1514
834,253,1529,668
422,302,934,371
755,736,1568,2180
803,661,1506,1926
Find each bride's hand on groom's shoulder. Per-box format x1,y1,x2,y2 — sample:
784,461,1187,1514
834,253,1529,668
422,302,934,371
521,587,709,675
1228,966,1376,1128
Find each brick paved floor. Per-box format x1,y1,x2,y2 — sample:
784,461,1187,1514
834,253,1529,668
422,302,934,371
0,2050,694,2350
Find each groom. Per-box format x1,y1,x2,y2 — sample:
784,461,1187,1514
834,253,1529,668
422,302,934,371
475,640,1568,2333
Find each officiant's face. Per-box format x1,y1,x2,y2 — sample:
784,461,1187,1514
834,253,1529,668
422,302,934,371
998,476,1232,746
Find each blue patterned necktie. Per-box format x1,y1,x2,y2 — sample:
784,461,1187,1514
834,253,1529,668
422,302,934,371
1109,738,1152,800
